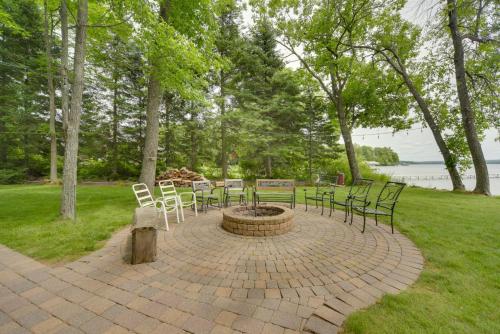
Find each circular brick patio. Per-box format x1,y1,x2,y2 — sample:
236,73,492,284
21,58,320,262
0,205,423,334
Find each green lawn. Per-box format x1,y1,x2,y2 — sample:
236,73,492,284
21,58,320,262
0,183,499,333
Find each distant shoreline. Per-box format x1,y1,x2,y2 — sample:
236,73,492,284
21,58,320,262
399,160,500,165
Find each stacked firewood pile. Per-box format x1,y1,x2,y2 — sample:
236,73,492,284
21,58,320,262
156,167,206,187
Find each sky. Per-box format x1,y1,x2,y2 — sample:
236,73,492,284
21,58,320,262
353,0,499,161
242,0,499,162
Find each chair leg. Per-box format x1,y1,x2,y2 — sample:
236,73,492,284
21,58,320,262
321,199,324,215
174,205,180,224
391,214,394,234
375,214,378,226
158,202,169,231
163,208,169,231
305,197,308,211
350,207,354,225
178,196,185,222
193,201,198,216
344,202,348,223
329,202,333,217
362,212,366,233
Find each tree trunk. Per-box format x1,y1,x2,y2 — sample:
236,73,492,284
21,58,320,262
164,92,173,167
44,0,57,182
404,76,465,190
139,76,162,192
447,0,490,195
60,0,69,137
60,0,88,220
284,45,362,183
138,0,169,192
220,70,228,179
23,70,30,173
111,75,118,178
189,124,197,170
138,95,145,157
328,66,361,182
265,155,272,177
337,101,361,182
308,109,313,182
384,52,466,191
0,110,5,163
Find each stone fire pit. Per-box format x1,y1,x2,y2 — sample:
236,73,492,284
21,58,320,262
222,205,294,236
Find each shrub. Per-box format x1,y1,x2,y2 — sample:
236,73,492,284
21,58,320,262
0,168,27,184
78,159,109,180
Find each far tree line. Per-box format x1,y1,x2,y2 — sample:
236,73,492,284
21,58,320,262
0,0,497,219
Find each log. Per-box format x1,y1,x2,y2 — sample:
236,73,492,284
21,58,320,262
156,167,206,187
131,207,158,265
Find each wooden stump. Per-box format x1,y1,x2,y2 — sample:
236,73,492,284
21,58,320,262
131,207,158,265
131,227,157,264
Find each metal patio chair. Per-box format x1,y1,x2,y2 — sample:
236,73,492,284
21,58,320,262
192,180,221,213
223,179,248,207
304,176,338,215
330,178,374,223
132,183,179,231
350,181,406,233
158,180,198,222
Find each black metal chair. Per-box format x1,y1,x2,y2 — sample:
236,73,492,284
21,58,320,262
223,179,248,207
330,178,374,222
350,181,406,233
304,176,338,215
192,180,221,213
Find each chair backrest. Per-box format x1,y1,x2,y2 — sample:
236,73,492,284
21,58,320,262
348,178,374,200
192,180,212,194
132,183,154,207
256,179,295,192
315,175,338,194
225,179,244,191
159,180,177,198
376,181,406,209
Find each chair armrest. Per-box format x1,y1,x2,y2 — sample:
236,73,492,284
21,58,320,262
193,189,205,200
376,201,395,210
352,198,370,207
179,192,195,200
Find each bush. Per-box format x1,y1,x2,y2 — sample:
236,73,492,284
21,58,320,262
0,168,27,184
78,159,109,180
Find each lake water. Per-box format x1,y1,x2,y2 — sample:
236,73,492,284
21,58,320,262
376,164,500,195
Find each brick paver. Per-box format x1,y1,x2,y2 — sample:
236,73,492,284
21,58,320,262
0,205,423,333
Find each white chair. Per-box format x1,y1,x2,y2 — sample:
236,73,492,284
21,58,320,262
132,183,179,231
158,180,198,221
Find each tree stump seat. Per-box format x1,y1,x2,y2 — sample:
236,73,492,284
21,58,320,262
130,207,159,265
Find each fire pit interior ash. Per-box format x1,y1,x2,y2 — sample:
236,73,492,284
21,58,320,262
239,206,284,217
222,205,294,237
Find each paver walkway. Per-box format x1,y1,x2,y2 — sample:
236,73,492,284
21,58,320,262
0,205,423,334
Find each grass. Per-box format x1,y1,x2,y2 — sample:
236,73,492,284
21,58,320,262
0,183,499,333
0,184,135,263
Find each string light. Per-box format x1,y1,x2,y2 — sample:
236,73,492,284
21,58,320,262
351,127,425,138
